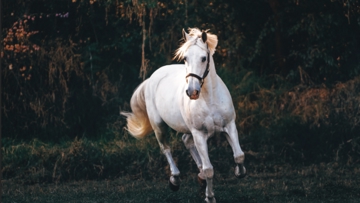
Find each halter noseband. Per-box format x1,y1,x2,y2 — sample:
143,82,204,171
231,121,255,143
185,51,210,87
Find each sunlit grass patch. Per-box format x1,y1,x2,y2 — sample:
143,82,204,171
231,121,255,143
1,135,160,183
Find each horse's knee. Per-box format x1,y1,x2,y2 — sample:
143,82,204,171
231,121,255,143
203,168,214,179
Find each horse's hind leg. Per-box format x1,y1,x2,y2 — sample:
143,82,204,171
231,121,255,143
152,123,181,191
224,121,246,178
182,134,206,188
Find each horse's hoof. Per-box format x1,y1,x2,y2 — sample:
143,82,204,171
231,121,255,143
169,176,180,191
205,196,216,203
235,165,246,179
169,180,180,191
197,175,207,189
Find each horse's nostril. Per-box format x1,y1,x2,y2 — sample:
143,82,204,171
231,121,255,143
186,89,200,99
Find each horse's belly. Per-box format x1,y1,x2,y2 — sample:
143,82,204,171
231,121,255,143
158,109,189,133
153,88,189,133
167,121,190,134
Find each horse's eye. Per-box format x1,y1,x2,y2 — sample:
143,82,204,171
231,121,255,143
201,56,206,62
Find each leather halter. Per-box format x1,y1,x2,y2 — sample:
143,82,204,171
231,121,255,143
185,51,210,87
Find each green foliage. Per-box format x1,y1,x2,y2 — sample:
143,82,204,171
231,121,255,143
248,0,360,83
3,0,360,139
2,1,360,180
234,73,360,163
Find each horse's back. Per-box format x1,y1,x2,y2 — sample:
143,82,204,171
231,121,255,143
146,64,186,95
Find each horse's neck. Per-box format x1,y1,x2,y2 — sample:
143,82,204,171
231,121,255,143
201,57,218,100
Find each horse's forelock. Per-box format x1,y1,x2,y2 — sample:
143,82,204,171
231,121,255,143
188,28,218,55
173,28,218,61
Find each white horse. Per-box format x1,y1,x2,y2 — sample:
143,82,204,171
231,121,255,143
121,28,246,203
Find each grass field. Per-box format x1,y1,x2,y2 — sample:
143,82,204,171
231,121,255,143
2,129,360,203
3,162,360,203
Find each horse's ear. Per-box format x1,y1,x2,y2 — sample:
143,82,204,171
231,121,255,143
182,29,190,41
201,31,207,43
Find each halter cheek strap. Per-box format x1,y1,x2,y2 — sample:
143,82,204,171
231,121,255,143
185,52,210,87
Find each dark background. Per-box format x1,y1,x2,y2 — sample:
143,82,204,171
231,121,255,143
1,0,360,182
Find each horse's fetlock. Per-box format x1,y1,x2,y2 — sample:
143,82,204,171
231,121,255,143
234,153,245,164
162,148,171,154
205,196,216,203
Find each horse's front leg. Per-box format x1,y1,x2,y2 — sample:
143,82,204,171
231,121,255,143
182,134,206,187
153,127,181,191
192,132,216,203
224,121,246,178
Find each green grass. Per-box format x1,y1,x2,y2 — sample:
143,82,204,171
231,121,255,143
2,125,360,178
2,133,360,202
3,163,360,203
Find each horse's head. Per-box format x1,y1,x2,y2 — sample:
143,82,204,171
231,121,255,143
175,28,218,100
183,30,209,100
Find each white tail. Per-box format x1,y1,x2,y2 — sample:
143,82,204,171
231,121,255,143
121,81,153,139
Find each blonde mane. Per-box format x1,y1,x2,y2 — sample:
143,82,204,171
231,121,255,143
174,28,218,61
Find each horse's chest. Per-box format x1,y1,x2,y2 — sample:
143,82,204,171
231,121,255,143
192,108,229,134
211,111,225,127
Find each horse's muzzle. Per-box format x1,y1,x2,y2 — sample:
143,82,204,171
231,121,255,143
186,89,200,100
186,76,201,100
